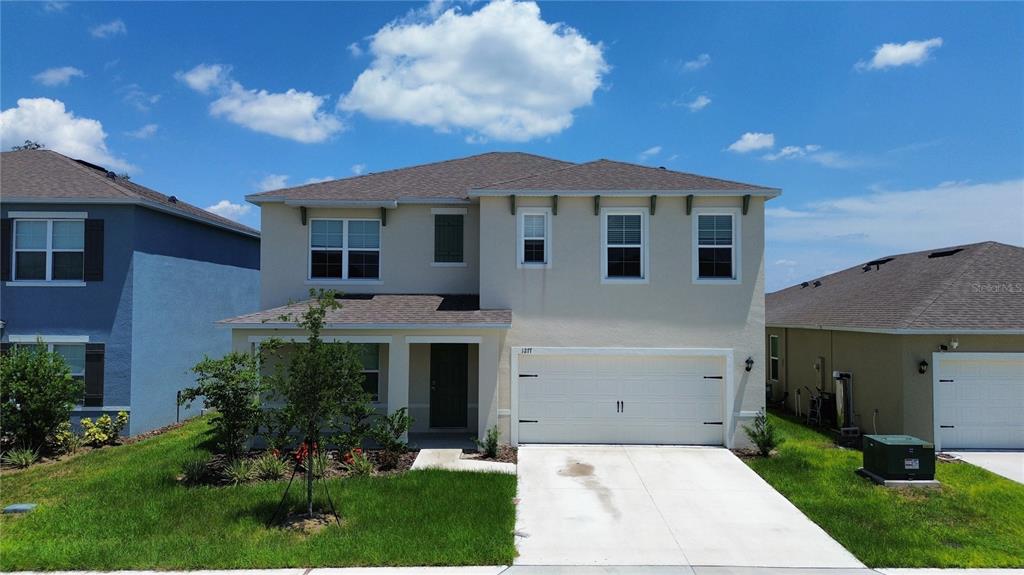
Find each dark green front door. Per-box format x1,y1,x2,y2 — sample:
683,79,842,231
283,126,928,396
430,343,469,428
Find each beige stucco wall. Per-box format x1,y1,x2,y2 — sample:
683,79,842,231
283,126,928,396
768,327,1024,441
479,195,768,447
259,202,480,308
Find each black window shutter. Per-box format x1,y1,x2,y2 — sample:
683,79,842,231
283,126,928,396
84,219,104,282
0,342,11,356
84,343,105,407
1,218,11,282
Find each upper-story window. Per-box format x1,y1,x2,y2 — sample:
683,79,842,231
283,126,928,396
13,219,84,281
693,209,740,283
769,334,780,381
517,208,551,268
601,208,647,282
309,218,380,280
433,209,465,265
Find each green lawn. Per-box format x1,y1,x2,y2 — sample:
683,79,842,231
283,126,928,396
744,413,1024,568
0,417,517,570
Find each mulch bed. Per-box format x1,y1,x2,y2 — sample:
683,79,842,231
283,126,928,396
182,447,418,487
462,445,517,464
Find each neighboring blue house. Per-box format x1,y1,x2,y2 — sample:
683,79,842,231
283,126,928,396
0,149,260,435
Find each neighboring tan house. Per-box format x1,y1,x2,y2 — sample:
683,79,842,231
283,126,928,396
221,152,780,447
766,241,1024,451
0,149,261,434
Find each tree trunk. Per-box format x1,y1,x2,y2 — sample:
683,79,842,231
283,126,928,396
305,437,314,516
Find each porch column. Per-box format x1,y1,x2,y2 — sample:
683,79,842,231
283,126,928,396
387,336,410,439
477,333,500,441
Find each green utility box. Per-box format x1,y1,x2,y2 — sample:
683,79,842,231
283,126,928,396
862,435,935,480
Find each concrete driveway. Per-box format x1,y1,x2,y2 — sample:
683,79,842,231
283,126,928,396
948,451,1024,484
515,445,863,568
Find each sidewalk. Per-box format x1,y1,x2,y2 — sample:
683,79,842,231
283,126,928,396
8,567,1024,575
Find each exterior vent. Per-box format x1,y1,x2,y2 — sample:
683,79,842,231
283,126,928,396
863,257,894,271
168,195,178,203
813,280,822,287
801,281,809,288
928,248,964,259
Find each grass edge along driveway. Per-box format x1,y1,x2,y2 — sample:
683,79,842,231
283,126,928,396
743,413,1024,568
0,417,517,570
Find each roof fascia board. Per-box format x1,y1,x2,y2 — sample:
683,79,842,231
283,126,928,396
767,323,1024,335
469,188,782,199
1,197,259,238
248,196,471,207
220,322,511,330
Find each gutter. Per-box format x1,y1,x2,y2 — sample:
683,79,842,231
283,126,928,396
218,322,512,330
766,323,1024,336
468,188,783,199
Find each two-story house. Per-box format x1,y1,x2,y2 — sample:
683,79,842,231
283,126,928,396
221,152,779,447
0,149,261,434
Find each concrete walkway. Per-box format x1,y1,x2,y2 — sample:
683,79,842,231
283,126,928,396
9,567,1022,574
514,445,863,568
411,448,516,474
947,451,1024,484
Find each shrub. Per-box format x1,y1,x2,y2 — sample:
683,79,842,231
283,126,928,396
372,407,412,470
252,452,289,481
180,454,211,485
80,411,129,446
182,352,267,459
223,458,254,485
475,425,500,459
743,409,783,456
53,421,85,454
2,447,39,469
307,450,332,479
0,343,83,450
344,448,374,476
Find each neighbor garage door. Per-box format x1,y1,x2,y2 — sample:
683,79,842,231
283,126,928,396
516,350,725,445
935,353,1024,450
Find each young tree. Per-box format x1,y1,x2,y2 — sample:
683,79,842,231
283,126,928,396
180,351,267,459
11,140,44,151
0,343,83,450
268,289,371,516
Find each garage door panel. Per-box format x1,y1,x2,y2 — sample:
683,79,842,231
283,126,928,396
518,351,725,445
936,353,1024,450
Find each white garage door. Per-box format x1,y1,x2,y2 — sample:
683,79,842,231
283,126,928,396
935,353,1024,450
516,350,725,445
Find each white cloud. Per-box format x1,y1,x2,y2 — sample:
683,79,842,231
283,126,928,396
206,200,252,222
762,143,863,169
347,42,363,57
33,66,85,86
351,163,367,176
686,95,711,112
763,144,820,161
856,37,943,71
765,179,1024,291
340,0,608,142
304,176,336,184
0,97,134,172
90,19,126,39
638,146,661,160
256,174,289,192
125,124,158,139
727,132,774,153
177,64,343,143
119,84,161,112
44,1,69,13
682,53,711,71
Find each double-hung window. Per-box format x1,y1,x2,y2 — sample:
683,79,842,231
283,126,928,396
433,209,465,265
356,343,381,401
769,335,780,381
601,209,647,282
517,209,551,267
694,209,740,283
13,219,84,281
309,219,380,280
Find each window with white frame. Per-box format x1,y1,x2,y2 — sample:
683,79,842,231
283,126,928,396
13,219,84,281
14,341,86,381
769,335,780,381
517,209,550,267
309,219,380,280
602,210,646,280
695,212,737,280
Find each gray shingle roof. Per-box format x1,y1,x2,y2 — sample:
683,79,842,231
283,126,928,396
766,242,1024,332
1,149,258,237
246,152,573,203
474,159,777,192
219,294,511,328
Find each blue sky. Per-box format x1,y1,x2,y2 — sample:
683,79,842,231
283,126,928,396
2,1,1022,291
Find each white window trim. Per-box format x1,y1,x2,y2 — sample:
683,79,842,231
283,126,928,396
517,208,552,269
11,218,85,284
8,211,88,219
692,207,742,285
8,335,88,377
307,218,382,282
769,334,780,382
600,207,649,284
431,208,468,267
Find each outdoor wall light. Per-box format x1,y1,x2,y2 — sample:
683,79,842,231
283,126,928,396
918,360,929,374
745,357,754,372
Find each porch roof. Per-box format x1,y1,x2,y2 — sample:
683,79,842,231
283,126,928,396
219,294,511,329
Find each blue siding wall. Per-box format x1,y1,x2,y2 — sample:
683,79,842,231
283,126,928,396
0,203,136,409
133,207,259,270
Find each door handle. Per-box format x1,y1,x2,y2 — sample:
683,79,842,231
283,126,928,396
431,380,437,391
